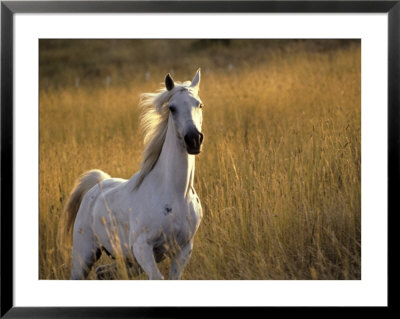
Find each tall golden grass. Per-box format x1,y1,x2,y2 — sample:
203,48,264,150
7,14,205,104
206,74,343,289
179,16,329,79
39,40,360,279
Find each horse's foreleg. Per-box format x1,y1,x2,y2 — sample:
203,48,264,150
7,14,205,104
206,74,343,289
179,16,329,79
169,240,193,280
132,236,164,280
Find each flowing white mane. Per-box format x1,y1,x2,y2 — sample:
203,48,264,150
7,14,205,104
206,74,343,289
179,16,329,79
133,81,192,190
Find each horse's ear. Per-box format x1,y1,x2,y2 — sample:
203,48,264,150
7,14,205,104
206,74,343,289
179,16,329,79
190,68,201,92
165,73,174,91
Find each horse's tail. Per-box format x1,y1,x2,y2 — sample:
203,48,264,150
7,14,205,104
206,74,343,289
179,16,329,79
64,169,111,232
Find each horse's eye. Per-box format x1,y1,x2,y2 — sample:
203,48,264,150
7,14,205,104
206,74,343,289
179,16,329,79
199,104,203,109
169,105,176,113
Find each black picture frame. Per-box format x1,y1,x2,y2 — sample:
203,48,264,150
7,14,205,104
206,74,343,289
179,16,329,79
1,0,396,317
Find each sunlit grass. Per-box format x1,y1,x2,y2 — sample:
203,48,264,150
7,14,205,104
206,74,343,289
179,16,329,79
39,41,360,280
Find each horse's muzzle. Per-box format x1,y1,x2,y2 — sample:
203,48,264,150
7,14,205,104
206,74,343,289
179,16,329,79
184,130,204,154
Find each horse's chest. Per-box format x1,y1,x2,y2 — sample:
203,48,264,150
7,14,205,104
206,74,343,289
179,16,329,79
158,197,201,246
172,203,200,239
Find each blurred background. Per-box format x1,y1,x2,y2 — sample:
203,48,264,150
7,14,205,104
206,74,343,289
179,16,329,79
39,39,358,88
39,39,361,280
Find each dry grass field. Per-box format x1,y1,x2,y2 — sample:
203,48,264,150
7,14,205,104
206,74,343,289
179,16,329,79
39,39,361,280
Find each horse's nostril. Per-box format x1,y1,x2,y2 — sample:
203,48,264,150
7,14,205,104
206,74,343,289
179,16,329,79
199,132,204,144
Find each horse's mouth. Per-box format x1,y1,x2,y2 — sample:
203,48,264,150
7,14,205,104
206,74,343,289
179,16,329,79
186,147,201,155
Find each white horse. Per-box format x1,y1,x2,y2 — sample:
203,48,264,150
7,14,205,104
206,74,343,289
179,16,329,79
65,69,204,280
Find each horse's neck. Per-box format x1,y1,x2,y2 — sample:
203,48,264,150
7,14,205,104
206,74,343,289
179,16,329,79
153,116,195,197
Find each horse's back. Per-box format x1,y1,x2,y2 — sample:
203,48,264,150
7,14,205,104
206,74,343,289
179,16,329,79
100,177,127,190
74,177,127,230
